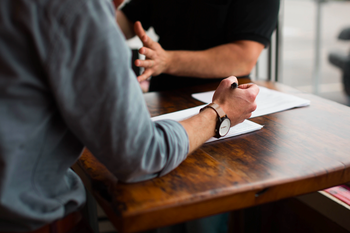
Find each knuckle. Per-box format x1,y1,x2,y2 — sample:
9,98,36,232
154,43,161,49
221,78,231,86
250,102,257,112
247,91,257,102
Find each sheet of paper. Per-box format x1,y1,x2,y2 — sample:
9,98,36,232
191,86,311,118
151,105,263,143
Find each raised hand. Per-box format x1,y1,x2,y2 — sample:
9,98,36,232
134,21,170,82
213,76,259,126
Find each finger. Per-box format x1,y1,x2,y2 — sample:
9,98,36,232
135,59,155,68
141,35,157,50
139,47,156,59
238,83,254,89
134,22,159,50
250,102,258,112
134,21,146,41
137,69,154,82
239,83,260,95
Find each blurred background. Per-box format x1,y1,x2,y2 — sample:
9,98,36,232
280,0,350,106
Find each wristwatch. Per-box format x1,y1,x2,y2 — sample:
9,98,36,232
200,103,231,138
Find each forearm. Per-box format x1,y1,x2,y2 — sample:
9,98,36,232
180,108,216,154
166,41,264,78
116,10,135,39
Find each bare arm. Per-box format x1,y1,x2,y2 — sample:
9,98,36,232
180,108,217,154
165,41,264,78
116,10,135,39
133,22,264,82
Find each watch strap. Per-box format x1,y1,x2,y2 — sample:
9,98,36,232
200,103,230,138
200,103,227,118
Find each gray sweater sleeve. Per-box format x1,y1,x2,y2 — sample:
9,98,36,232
45,0,189,183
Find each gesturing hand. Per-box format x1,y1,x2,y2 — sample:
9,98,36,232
213,76,259,127
134,21,170,82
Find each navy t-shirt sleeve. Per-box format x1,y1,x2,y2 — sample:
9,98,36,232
225,0,280,47
121,0,279,48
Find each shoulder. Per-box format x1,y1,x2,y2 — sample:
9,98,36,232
43,0,114,28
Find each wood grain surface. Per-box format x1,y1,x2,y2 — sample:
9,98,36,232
74,79,350,233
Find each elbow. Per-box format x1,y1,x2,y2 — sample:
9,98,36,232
109,145,166,184
117,172,158,183
243,60,256,76
104,120,188,183
111,157,160,183
226,40,263,77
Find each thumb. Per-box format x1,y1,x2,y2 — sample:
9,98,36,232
238,83,255,89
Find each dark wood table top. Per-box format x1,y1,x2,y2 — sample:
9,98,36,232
74,80,350,233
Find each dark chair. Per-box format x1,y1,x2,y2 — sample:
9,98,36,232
328,26,350,96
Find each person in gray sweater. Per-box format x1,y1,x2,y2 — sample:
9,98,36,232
0,0,259,231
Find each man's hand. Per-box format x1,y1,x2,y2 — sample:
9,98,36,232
134,21,170,82
213,76,259,126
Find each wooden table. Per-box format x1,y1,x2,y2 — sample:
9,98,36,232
74,80,350,233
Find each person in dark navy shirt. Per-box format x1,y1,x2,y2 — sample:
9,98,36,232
117,0,280,91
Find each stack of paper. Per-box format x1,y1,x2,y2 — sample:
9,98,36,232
151,105,263,143
151,86,310,143
192,86,311,118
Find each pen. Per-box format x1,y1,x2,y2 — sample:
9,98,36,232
231,82,238,89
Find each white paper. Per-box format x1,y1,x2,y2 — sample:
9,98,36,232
205,120,263,143
191,86,311,118
151,105,206,122
151,105,263,143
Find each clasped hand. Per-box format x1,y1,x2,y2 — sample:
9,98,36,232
133,21,169,82
213,76,259,127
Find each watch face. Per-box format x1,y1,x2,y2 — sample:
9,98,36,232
219,118,231,136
